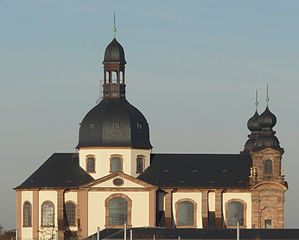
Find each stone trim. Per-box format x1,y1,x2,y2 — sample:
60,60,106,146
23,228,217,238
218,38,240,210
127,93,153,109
149,190,156,226
33,190,39,240
16,191,22,240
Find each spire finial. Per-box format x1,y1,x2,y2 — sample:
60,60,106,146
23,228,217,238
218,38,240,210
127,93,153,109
254,89,259,110
266,84,269,106
113,13,117,38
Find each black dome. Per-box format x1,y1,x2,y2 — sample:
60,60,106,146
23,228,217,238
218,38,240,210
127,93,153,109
258,106,277,129
253,134,283,152
77,98,151,149
103,38,126,64
247,110,261,132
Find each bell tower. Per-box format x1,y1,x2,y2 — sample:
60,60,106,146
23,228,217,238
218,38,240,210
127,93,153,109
248,87,287,229
102,16,126,98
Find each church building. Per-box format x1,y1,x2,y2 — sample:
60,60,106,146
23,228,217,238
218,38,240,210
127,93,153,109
15,33,288,240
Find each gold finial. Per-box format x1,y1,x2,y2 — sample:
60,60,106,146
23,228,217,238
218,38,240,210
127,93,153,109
266,84,269,106
250,167,253,177
255,89,259,110
113,13,117,38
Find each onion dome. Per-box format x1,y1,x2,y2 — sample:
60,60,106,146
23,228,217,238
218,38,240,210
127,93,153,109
254,134,281,150
258,106,277,129
103,38,126,64
247,110,261,132
77,98,152,149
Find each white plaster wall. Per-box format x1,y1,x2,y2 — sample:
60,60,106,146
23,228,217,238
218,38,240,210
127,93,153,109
21,191,33,240
208,192,215,211
38,191,58,240
88,191,149,236
172,192,202,228
222,192,252,228
78,148,150,179
65,191,78,231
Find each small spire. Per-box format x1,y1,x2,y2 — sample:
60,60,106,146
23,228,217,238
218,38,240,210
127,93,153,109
266,84,270,106
254,89,259,110
113,13,117,38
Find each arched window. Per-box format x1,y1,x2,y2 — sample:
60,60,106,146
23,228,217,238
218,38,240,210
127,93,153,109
65,201,76,226
109,197,128,226
105,71,110,83
227,201,244,227
23,201,32,227
86,156,95,172
264,159,272,174
136,156,144,173
110,156,122,172
112,71,118,83
41,201,55,226
176,200,196,227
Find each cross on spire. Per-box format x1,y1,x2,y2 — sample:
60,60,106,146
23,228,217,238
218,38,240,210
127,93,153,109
255,89,259,110
266,84,269,106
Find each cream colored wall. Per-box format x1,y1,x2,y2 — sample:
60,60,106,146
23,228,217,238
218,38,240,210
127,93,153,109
208,192,215,211
172,192,202,228
64,191,78,231
223,192,252,228
88,191,149,236
38,191,58,240
21,191,33,240
78,148,150,179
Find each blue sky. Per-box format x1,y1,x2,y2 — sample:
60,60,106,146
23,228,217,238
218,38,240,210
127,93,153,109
0,0,298,229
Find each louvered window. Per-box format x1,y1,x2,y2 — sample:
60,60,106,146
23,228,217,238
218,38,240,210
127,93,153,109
65,202,76,226
227,201,244,226
23,202,32,226
109,197,128,225
177,201,194,226
264,159,272,174
136,156,144,173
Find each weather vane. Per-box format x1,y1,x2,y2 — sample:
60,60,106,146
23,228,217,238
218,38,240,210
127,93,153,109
113,13,117,38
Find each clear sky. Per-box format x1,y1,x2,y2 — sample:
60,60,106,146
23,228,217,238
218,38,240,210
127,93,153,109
0,0,298,230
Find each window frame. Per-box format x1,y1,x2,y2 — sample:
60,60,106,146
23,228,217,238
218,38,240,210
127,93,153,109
136,155,145,173
175,198,197,228
105,193,132,228
109,155,124,173
263,159,273,177
264,219,272,229
65,201,77,227
225,199,247,228
41,201,55,227
23,201,32,227
86,155,96,173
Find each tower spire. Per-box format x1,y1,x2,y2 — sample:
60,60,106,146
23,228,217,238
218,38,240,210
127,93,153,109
113,13,117,39
266,84,269,106
255,89,259,111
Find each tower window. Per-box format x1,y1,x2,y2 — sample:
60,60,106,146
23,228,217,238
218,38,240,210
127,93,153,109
137,122,143,130
112,71,118,83
23,201,32,227
86,156,95,173
65,201,76,226
264,159,273,174
265,219,272,229
110,155,123,172
113,122,120,129
136,156,145,173
41,201,55,226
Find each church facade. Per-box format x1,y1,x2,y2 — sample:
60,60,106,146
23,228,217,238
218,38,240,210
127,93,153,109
15,35,288,240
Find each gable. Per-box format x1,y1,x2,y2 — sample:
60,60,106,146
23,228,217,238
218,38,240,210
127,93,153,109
81,172,157,189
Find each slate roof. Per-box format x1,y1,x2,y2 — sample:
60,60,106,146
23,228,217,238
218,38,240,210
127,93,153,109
15,153,94,189
77,98,152,149
138,154,252,188
88,228,299,239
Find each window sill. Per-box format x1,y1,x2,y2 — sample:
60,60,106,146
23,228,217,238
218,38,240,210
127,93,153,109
226,225,246,229
176,225,196,228
22,225,32,228
41,225,55,228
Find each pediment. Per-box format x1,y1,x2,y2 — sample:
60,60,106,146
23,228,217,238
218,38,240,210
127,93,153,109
80,172,156,189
